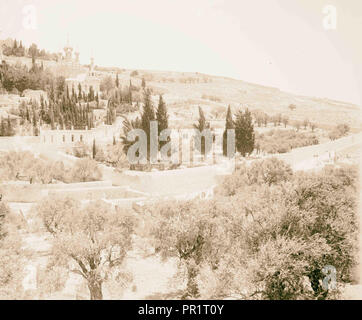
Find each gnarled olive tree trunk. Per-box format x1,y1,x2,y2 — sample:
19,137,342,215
87,277,103,300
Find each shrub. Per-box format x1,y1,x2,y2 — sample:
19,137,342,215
70,158,102,182
328,124,350,140
201,94,222,103
0,151,69,183
216,158,293,196
72,142,90,158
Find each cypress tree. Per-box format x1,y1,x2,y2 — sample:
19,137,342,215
40,95,45,122
0,118,5,136
88,86,95,101
128,80,132,104
223,105,234,156
66,85,70,101
32,113,38,136
26,108,30,122
50,105,55,130
234,108,255,157
115,73,119,88
50,82,55,102
141,89,155,159
156,95,169,150
92,139,96,159
78,83,82,100
72,85,76,100
193,106,210,156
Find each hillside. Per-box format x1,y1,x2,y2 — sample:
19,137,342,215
115,69,361,130
1,48,360,131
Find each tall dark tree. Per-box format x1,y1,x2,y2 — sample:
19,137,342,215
32,112,39,136
193,106,210,156
234,108,255,157
88,86,95,101
141,78,146,88
0,118,6,136
128,80,133,104
49,105,55,130
223,105,234,156
156,95,169,150
78,83,82,100
141,89,155,159
115,73,119,88
8,117,14,136
92,139,96,159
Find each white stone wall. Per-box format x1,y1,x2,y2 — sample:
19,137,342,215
39,125,120,145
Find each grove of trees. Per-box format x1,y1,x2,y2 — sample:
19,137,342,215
255,129,319,154
328,124,350,141
0,151,102,184
149,159,358,299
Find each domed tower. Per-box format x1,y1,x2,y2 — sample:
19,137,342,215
74,51,80,65
63,35,73,63
73,44,80,65
89,56,95,76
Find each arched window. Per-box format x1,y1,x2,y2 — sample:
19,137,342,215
80,135,83,142
71,134,74,142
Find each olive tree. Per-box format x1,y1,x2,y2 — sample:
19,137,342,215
0,202,26,299
149,200,232,299
36,197,134,299
70,158,102,182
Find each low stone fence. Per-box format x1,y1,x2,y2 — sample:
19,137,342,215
0,180,149,202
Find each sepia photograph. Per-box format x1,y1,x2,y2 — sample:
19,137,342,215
0,0,361,307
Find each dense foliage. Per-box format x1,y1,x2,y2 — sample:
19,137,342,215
0,151,102,183
0,201,25,299
255,129,319,154
150,159,358,299
0,60,52,93
328,124,350,141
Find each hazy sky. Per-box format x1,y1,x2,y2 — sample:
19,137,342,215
1,0,361,105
